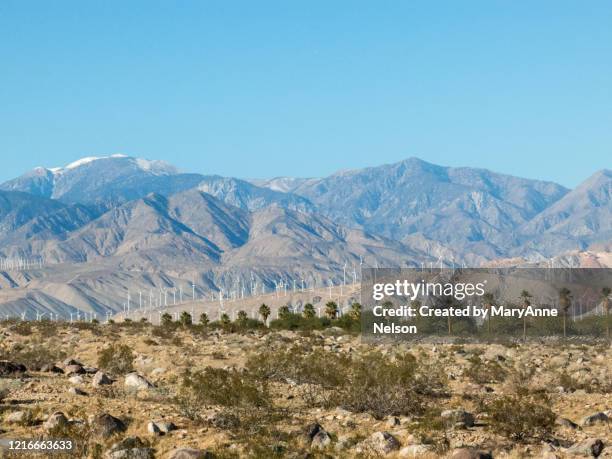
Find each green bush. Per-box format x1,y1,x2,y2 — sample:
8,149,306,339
97,344,134,375
484,394,555,441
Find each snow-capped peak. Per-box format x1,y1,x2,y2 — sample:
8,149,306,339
48,154,177,176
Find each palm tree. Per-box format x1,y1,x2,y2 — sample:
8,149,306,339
325,301,338,319
220,313,231,326
278,305,291,320
179,311,192,326
160,312,172,326
236,310,248,325
258,303,271,325
520,290,532,342
559,288,572,338
349,303,361,321
303,303,316,319
601,287,611,340
199,312,209,327
482,292,495,335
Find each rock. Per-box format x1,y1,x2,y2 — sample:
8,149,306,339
106,437,154,459
556,417,580,429
43,411,69,430
360,431,400,454
124,373,154,390
582,412,609,426
90,413,127,438
82,366,99,374
106,449,155,459
64,364,85,375
450,448,493,459
565,438,605,457
40,364,63,373
399,445,432,457
167,448,213,459
303,423,326,442
68,375,84,385
0,360,27,376
5,411,28,424
147,422,161,435
302,422,332,449
68,387,87,396
156,421,177,434
93,371,113,387
150,367,166,376
386,416,401,428
442,409,476,428
63,358,82,366
311,429,332,450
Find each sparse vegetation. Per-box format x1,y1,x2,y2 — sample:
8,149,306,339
97,344,134,375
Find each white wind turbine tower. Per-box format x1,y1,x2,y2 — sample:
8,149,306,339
192,281,196,302
328,279,334,299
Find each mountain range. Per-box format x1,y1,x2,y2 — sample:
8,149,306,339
0,154,609,316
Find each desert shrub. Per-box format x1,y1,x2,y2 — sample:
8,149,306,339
11,321,32,336
5,342,67,371
246,347,446,419
464,355,508,384
176,366,279,435
483,394,555,441
97,344,134,375
334,352,446,419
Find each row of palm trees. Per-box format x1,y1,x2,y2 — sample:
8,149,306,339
480,286,611,340
160,301,363,328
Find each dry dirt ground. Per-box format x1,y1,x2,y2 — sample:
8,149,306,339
0,321,610,459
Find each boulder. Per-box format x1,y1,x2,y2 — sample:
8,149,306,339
399,445,432,457
582,412,609,426
441,409,476,428
40,364,63,373
311,428,331,450
93,371,113,387
166,448,213,459
556,417,580,429
68,387,87,396
124,373,154,390
565,438,605,457
359,431,400,454
43,411,69,431
90,413,127,438
68,375,84,385
106,437,154,459
450,448,494,459
0,360,27,377
106,449,154,459
64,364,85,375
5,411,28,424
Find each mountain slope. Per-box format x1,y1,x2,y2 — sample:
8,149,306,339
516,169,612,257
256,158,569,260
1,155,315,214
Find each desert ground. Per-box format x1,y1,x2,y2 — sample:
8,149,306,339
0,317,610,459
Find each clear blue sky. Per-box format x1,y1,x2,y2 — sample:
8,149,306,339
1,1,610,187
